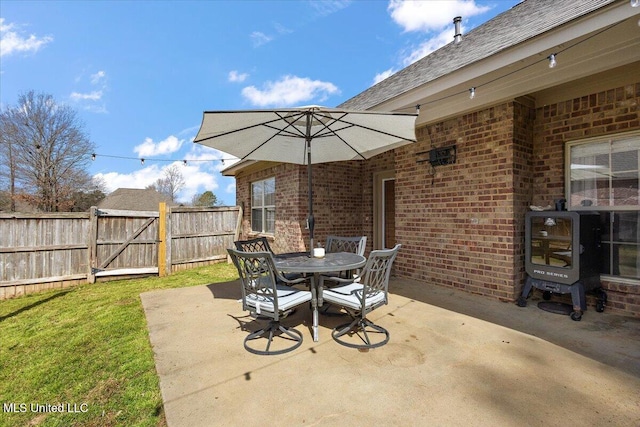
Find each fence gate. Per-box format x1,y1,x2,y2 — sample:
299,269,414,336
88,207,160,283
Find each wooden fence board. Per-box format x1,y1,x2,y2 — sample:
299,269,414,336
0,206,241,296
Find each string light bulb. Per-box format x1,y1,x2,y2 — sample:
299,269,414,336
91,153,96,161
469,87,476,99
140,158,145,165
183,160,187,166
548,53,557,68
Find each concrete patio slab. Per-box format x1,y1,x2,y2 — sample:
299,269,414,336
141,278,640,427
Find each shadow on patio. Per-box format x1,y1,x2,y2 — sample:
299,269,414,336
388,277,640,378
141,277,640,427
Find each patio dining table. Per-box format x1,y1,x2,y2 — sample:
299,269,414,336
274,251,366,342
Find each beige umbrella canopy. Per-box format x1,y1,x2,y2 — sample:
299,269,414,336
194,105,417,251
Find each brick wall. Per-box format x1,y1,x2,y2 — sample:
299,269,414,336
306,161,364,247
394,102,523,301
236,163,307,253
235,161,364,254
513,100,536,294
533,83,640,205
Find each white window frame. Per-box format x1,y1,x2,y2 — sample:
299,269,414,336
251,177,275,234
565,130,640,282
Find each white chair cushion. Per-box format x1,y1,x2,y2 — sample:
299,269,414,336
246,286,311,314
322,283,385,311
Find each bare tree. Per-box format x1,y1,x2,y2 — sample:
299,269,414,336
149,164,185,202
0,91,96,212
0,115,18,211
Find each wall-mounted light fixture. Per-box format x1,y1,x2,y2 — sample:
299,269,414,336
417,145,457,166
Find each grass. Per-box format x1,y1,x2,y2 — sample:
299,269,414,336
0,263,238,427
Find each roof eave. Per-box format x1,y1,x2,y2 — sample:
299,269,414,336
342,0,639,126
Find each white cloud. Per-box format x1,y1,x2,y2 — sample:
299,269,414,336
0,18,53,57
228,70,249,83
70,70,108,113
186,144,239,173
386,1,491,68
175,163,220,203
308,0,352,17
95,165,164,193
241,75,339,107
250,31,272,47
70,90,103,101
225,182,236,195
388,0,489,33
273,22,293,36
134,135,184,157
373,69,396,85
91,70,106,84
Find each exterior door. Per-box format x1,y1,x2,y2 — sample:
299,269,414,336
374,171,396,249
383,178,396,249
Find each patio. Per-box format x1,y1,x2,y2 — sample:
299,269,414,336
141,278,640,426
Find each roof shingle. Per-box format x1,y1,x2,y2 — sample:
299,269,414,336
338,0,615,110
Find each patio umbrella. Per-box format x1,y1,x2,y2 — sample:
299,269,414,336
193,105,417,252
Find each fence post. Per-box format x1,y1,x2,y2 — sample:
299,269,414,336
229,204,243,263
158,202,167,277
234,204,243,242
165,204,172,275
87,206,98,283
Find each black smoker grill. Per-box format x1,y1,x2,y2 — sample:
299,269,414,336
517,211,607,321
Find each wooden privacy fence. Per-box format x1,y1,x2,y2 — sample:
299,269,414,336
0,204,241,299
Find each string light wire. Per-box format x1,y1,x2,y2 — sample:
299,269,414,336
90,153,237,165
396,19,625,113
91,19,627,162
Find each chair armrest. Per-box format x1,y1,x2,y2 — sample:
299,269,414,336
320,274,360,285
277,273,309,287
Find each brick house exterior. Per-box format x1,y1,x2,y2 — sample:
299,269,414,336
225,0,640,317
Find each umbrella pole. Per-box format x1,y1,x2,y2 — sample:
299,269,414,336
306,112,314,255
307,136,314,255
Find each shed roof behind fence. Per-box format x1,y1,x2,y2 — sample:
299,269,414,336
97,188,175,211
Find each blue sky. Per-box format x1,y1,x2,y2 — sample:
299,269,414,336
1,0,519,206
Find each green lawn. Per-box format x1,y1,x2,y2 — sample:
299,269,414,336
0,263,238,427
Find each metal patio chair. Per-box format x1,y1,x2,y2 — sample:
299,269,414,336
322,235,367,282
235,237,302,281
320,244,401,349
227,248,312,355
325,235,367,256
234,236,274,253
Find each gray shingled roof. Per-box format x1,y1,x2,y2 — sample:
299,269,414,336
338,0,615,110
98,188,174,211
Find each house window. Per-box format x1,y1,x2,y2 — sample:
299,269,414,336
251,177,275,234
567,132,640,280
